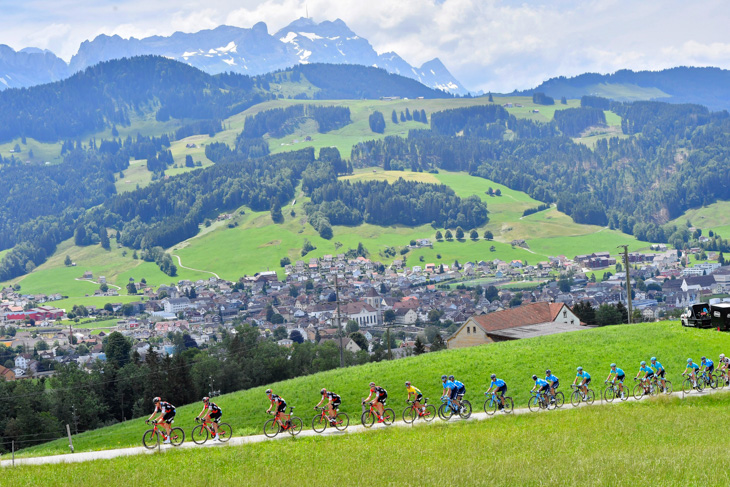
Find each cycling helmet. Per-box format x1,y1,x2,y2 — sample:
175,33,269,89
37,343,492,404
202,396,210,403
640,361,646,366
687,358,692,363
441,375,447,381
701,356,706,361
577,366,583,372
405,381,411,386
490,373,496,380
721,354,726,359
369,381,375,387
650,357,657,362
153,397,160,403
532,375,537,381
610,363,616,368
320,388,327,395
545,369,551,375
448,375,455,381
265,389,272,394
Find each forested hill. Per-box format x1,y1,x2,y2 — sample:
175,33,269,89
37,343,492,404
525,66,730,111
0,56,450,143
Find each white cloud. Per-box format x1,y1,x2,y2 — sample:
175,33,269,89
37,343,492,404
0,0,729,91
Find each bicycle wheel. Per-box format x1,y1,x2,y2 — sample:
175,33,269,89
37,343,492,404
334,412,349,431
697,378,705,392
142,429,159,450
422,404,436,422
553,391,565,408
312,414,328,433
459,400,472,419
528,396,541,412
402,406,416,424
288,416,303,436
710,374,719,389
217,423,232,442
570,390,582,407
662,380,673,395
361,410,375,428
263,418,280,438
382,409,395,425
715,375,725,390
503,396,514,414
633,383,645,400
682,378,693,394
191,424,208,445
604,387,615,403
586,389,595,405
484,398,497,416
169,427,185,446
438,403,453,421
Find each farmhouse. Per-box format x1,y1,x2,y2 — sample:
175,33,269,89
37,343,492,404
446,302,583,349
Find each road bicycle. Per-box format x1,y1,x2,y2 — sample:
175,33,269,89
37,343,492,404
632,377,661,399
570,384,595,407
361,401,395,428
402,398,436,424
528,390,555,412
191,417,232,445
717,368,729,389
649,375,673,395
603,380,629,402
263,407,303,438
545,387,565,409
438,395,472,421
698,370,719,390
142,419,185,449
483,391,513,415
681,373,705,394
312,406,349,433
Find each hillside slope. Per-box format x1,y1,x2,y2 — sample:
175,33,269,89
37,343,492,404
18,321,730,458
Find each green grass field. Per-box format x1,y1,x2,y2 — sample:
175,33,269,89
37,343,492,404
669,200,730,234
5,392,730,486
16,321,730,459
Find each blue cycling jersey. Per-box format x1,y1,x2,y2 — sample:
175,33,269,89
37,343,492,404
703,359,714,367
688,363,699,370
640,365,654,374
577,371,590,380
652,361,663,371
611,368,625,376
546,374,559,383
453,380,464,389
535,378,548,387
443,380,455,390
491,379,506,388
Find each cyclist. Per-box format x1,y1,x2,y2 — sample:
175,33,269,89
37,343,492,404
650,357,667,392
605,363,626,398
265,389,288,428
573,366,591,397
441,374,455,402
545,369,559,400
531,375,550,405
450,375,466,411
147,397,176,444
700,356,714,385
195,396,223,442
683,358,700,387
635,361,655,394
363,382,387,422
314,388,341,423
719,354,730,385
405,381,425,415
486,374,507,412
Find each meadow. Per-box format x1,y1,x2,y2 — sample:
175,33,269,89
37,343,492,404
16,321,730,458
4,392,730,485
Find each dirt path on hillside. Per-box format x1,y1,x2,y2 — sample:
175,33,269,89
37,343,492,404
2,387,725,467
171,255,220,279
74,278,122,290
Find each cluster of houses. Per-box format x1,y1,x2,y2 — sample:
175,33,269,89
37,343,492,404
0,244,728,379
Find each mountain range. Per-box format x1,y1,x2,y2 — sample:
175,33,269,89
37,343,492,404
0,18,467,94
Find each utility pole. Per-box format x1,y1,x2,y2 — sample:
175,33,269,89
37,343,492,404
335,275,344,368
617,245,633,324
386,325,391,361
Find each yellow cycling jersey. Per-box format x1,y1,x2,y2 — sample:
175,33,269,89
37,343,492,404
406,385,422,396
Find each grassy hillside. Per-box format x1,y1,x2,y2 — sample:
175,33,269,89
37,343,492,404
669,200,730,234
17,321,730,458
6,392,730,485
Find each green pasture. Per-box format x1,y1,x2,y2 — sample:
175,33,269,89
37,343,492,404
16,321,730,459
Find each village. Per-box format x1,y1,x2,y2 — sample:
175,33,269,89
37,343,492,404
0,243,728,381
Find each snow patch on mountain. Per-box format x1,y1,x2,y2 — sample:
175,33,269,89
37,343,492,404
280,32,298,44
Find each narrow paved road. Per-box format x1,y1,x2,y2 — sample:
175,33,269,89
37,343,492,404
172,255,220,279
2,386,724,467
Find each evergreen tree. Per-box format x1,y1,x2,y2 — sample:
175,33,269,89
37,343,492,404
445,229,453,240
405,108,412,121
488,93,494,102
435,230,443,240
74,225,87,246
368,111,386,133
470,229,479,240
484,230,493,240
455,227,464,240
391,110,399,124
414,336,426,355
270,198,284,224
64,255,72,266
400,112,406,122
99,227,110,250
430,333,446,351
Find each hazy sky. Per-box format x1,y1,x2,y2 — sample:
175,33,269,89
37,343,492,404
1,0,728,91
